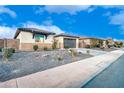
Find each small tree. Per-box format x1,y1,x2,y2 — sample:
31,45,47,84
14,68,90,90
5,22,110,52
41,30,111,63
33,45,38,51
52,39,57,49
120,42,123,47
3,48,14,62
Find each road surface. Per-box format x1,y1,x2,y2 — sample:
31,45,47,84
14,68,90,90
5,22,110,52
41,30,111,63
82,54,124,88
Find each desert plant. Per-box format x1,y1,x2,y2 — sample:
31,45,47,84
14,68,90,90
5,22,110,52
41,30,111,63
86,50,90,54
10,48,15,53
33,45,38,51
2,48,13,61
100,46,105,51
70,49,77,57
52,40,57,49
57,56,63,61
43,47,48,51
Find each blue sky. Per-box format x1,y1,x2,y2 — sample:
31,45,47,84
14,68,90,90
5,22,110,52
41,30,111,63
0,5,124,40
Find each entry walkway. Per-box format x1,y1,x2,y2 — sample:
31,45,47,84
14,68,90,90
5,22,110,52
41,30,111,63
0,50,123,88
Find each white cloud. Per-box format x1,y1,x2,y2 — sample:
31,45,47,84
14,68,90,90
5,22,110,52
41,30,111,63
113,38,124,41
23,21,65,34
0,21,65,39
42,19,53,26
0,26,16,38
101,5,124,10
109,12,124,34
0,6,17,18
36,5,93,15
110,12,124,26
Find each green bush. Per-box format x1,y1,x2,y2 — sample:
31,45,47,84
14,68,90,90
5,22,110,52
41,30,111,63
52,41,57,49
3,48,13,60
33,45,38,51
57,56,63,61
10,48,15,53
43,47,48,51
0,48,2,52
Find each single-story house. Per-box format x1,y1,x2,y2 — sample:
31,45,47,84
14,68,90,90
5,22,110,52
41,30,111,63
14,28,55,51
54,33,80,49
79,37,104,48
106,38,115,46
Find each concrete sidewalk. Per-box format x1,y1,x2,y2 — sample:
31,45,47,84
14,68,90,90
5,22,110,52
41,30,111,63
0,50,124,88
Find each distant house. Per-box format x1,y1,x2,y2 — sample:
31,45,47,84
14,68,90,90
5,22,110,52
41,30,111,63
14,28,55,51
79,37,104,48
54,33,80,49
106,38,115,46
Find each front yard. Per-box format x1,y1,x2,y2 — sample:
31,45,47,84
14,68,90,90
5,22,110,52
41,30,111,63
0,49,92,82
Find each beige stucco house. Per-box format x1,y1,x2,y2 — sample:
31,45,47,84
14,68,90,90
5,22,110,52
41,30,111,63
79,37,103,48
14,28,55,51
54,34,79,49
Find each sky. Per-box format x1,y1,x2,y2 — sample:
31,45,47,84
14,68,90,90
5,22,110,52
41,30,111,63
0,5,124,40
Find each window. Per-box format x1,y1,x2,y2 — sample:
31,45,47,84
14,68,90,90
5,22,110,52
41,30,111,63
34,34,44,42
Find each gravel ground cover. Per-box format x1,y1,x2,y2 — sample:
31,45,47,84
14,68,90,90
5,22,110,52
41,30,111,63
0,50,92,82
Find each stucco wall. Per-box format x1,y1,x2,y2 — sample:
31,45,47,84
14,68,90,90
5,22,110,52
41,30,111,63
19,31,35,43
44,35,54,44
54,36,64,49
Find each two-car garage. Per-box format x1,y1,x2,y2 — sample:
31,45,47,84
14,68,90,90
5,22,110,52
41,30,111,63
54,34,79,49
64,38,76,48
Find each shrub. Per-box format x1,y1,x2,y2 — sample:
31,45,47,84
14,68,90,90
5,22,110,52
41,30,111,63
100,46,105,51
10,48,15,53
70,49,77,57
33,45,38,51
2,48,13,61
96,44,100,48
85,45,91,48
86,50,90,54
57,56,63,61
64,46,70,49
43,47,48,51
0,47,2,52
52,41,57,49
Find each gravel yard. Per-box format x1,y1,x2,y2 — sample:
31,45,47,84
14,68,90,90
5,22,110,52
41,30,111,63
0,50,92,82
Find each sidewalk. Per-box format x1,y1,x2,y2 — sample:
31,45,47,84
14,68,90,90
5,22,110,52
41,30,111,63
0,50,124,88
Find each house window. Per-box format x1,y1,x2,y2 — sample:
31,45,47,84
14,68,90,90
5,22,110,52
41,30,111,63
34,34,44,42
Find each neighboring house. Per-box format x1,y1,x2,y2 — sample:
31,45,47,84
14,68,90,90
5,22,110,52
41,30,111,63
79,37,103,48
106,38,115,46
54,33,80,49
14,28,55,51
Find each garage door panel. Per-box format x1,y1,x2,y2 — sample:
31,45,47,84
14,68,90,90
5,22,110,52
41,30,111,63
64,38,76,48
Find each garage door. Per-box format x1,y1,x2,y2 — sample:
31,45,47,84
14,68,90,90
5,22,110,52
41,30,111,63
64,38,76,48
